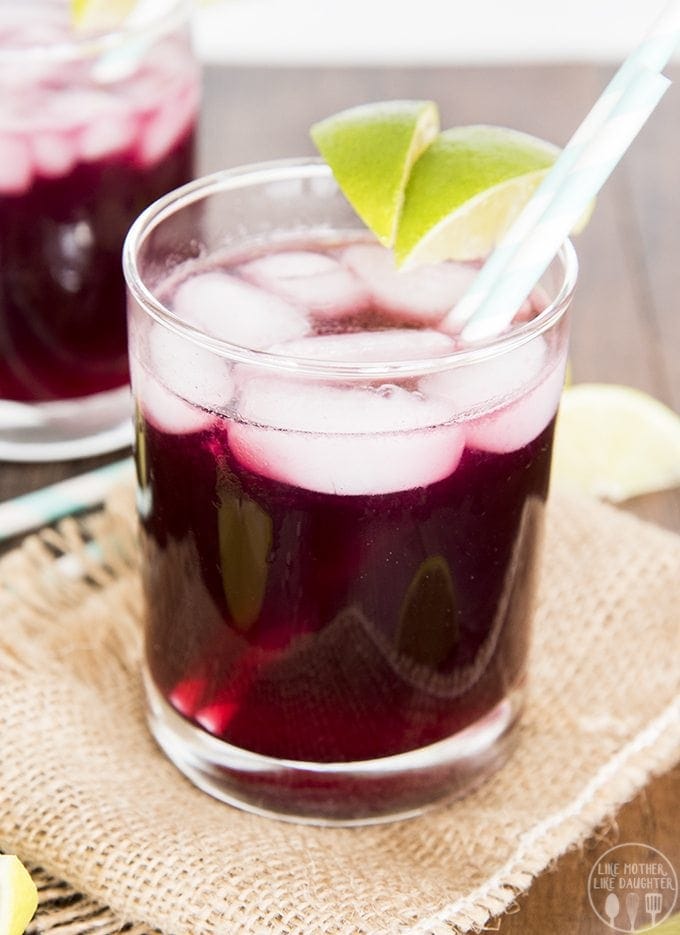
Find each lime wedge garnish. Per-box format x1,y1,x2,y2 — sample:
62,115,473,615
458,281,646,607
552,384,680,502
395,125,559,266
0,855,38,935
70,0,137,31
311,103,596,268
311,100,439,247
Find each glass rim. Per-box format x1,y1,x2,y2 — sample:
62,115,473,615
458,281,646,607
0,0,192,64
123,157,578,379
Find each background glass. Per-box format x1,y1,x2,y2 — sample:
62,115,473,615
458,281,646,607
0,0,200,461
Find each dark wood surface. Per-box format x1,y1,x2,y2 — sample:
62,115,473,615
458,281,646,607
1,64,678,933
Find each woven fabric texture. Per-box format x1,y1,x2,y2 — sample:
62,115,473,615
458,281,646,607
0,487,679,935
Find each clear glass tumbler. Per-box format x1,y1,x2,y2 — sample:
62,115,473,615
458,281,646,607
124,159,576,825
0,0,200,461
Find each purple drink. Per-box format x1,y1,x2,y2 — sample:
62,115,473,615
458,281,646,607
0,0,199,458
141,413,553,766
126,161,574,824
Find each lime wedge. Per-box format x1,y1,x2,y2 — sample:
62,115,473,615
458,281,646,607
311,100,439,247
0,855,38,935
552,384,680,502
395,125,559,266
70,0,137,31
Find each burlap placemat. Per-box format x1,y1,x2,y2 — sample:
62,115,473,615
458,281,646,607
1,486,679,935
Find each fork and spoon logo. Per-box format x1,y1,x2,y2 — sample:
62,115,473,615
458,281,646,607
588,843,677,931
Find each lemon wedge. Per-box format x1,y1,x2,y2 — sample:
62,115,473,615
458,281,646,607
0,855,38,935
552,384,680,502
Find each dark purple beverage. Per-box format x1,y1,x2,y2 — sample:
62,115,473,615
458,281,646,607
140,417,553,764
128,227,571,821
0,133,195,402
0,3,199,406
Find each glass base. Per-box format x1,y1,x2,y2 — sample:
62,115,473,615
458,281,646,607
145,672,524,826
0,386,133,462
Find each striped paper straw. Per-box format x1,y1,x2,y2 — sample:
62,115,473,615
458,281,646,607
457,66,671,343
443,0,680,338
0,457,134,544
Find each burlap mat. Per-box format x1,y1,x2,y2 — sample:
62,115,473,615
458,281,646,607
1,486,679,935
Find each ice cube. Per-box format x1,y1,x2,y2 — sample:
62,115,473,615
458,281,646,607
464,355,566,453
229,379,464,495
31,131,77,178
343,243,478,324
134,367,213,435
239,250,368,318
0,135,33,195
44,90,122,131
242,251,339,278
137,82,198,167
147,323,235,414
421,337,548,418
79,113,136,161
268,328,456,362
172,272,310,349
512,285,550,325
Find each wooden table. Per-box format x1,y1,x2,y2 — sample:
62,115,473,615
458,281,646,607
1,64,678,933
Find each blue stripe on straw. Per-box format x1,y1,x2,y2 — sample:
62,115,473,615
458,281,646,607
460,68,671,342
444,0,680,333
0,457,134,544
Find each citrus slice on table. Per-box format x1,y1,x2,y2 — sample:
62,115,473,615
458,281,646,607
552,383,680,502
310,100,439,247
0,855,38,935
70,0,137,31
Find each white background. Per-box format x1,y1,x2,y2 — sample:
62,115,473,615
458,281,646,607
193,0,678,65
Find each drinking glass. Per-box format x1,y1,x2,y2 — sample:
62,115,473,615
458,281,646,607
0,0,200,460
124,160,576,825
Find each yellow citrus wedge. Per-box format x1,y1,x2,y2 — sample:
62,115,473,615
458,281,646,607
552,383,680,502
395,125,560,266
310,100,439,247
0,855,38,935
70,0,137,31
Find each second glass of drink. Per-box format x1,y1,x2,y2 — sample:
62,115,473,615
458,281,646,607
0,0,200,459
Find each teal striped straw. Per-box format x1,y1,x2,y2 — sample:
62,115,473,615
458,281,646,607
444,0,680,338
0,457,134,544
